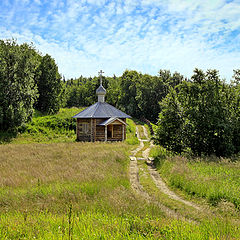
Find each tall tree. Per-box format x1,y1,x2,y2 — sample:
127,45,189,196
155,87,185,153
35,54,63,114
155,68,240,157
106,76,121,107
231,69,240,153
0,39,39,131
118,70,141,118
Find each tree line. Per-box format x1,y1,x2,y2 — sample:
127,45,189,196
155,69,240,157
0,39,64,131
64,69,184,122
0,39,239,157
65,68,240,157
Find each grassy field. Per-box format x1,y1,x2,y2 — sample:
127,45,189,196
151,146,240,212
1,142,240,239
0,142,160,239
13,108,83,144
0,110,240,239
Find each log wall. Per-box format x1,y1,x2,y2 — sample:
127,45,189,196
76,118,127,142
76,118,92,141
95,125,105,141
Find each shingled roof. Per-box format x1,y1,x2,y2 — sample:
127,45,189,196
72,102,131,119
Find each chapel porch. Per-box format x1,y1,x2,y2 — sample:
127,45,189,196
76,117,127,142
96,117,126,142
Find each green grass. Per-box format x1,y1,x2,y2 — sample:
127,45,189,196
1,211,240,239
1,114,240,239
150,145,173,160
0,108,83,144
126,119,139,145
153,152,240,211
16,107,83,144
0,142,163,217
137,160,209,223
0,142,132,211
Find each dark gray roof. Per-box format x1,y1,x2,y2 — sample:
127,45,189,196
72,102,131,119
96,85,106,94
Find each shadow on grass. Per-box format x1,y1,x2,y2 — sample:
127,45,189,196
0,130,18,144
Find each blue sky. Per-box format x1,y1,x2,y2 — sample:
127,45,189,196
0,0,240,80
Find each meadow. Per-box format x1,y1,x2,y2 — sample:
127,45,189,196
13,108,83,144
1,142,240,239
151,146,240,212
0,109,240,239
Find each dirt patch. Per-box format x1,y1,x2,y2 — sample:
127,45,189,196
130,125,202,215
142,125,149,140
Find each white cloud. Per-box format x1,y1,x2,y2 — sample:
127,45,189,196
0,0,240,80
34,0,41,5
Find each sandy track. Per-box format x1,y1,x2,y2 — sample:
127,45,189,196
129,125,202,218
142,125,201,211
147,164,201,211
129,126,184,219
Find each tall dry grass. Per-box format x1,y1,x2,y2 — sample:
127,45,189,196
153,151,240,215
0,142,162,217
1,142,240,239
1,131,240,238
0,142,127,187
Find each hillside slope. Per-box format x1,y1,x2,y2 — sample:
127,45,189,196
0,118,239,239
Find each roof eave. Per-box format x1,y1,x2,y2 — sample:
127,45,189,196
98,117,128,126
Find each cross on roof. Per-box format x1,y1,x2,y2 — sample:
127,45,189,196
98,70,104,85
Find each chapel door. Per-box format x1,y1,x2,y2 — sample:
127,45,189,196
107,125,113,138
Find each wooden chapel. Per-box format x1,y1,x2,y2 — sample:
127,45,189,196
72,70,131,142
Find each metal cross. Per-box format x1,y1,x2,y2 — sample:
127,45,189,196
98,70,104,85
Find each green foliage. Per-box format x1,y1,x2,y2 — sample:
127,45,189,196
231,70,240,154
0,39,39,131
105,75,121,106
35,54,63,114
150,123,158,134
0,38,67,132
10,108,82,144
136,75,164,121
155,88,185,153
64,69,181,123
118,70,141,118
155,68,240,157
150,145,172,166
65,76,100,107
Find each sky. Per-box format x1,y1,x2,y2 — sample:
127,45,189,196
0,0,240,80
